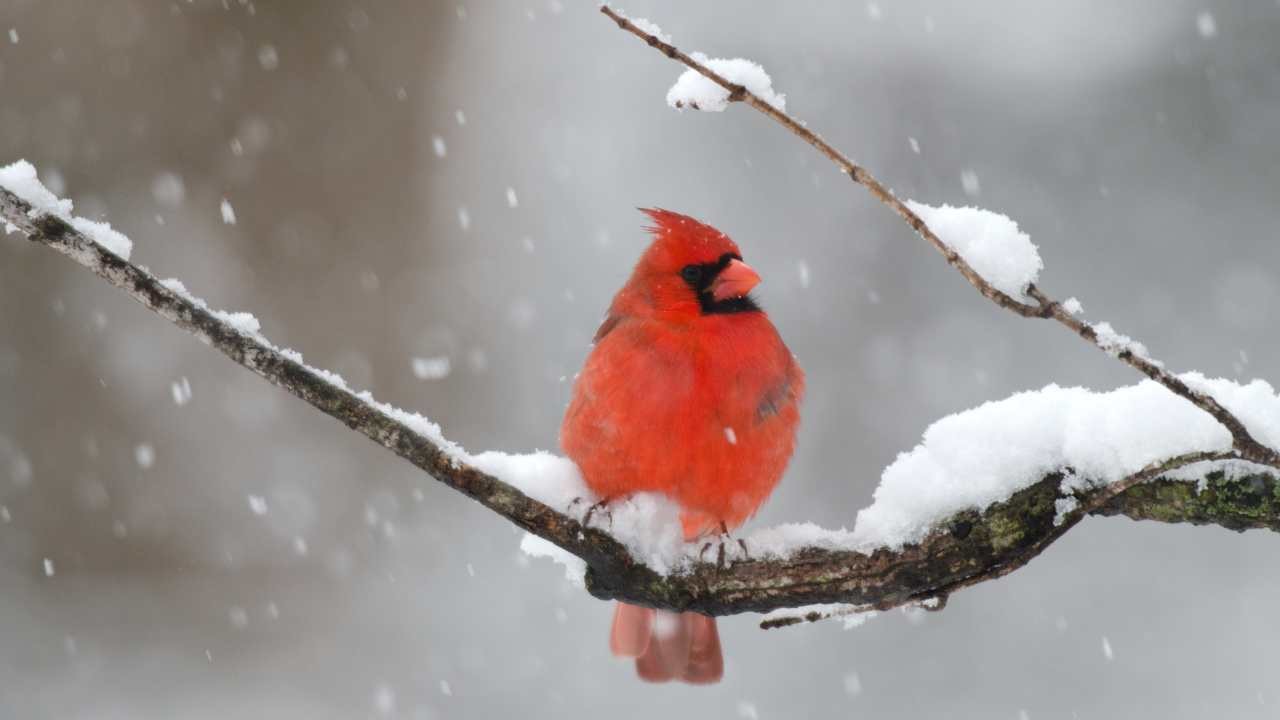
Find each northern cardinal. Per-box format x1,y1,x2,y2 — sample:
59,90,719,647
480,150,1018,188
560,209,804,684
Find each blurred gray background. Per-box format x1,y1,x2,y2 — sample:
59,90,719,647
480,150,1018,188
2,0,1279,717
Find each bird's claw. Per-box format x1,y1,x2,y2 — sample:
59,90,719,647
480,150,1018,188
570,496,613,528
697,540,729,569
696,525,748,569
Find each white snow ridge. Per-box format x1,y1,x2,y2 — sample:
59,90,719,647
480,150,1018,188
667,55,785,113
904,200,1042,300
1,160,134,260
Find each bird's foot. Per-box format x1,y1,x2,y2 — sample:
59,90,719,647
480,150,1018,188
719,521,752,560
697,524,749,569
569,496,614,528
697,540,728,569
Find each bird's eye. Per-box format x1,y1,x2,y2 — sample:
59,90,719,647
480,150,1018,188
681,265,702,283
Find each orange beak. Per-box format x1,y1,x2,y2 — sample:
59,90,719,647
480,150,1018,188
710,259,761,302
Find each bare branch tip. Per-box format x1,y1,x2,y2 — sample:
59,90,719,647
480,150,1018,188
758,616,801,630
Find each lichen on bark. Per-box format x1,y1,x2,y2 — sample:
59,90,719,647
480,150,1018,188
1097,471,1280,532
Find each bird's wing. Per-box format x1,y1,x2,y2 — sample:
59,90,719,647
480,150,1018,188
593,313,625,343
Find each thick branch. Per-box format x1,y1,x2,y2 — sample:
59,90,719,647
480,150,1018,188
598,4,1280,470
586,451,1264,626
5,181,1274,620
6,184,1278,626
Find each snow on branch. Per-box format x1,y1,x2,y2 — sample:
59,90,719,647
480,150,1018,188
853,380,1280,550
6,29,1280,633
903,202,1041,301
668,57,784,112
0,161,132,258
0,163,651,589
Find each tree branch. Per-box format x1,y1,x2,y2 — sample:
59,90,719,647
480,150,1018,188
7,5,1280,625
0,187,647,587
6,183,1278,628
598,5,1280,470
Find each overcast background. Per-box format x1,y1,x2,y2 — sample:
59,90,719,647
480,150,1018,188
2,1,1279,718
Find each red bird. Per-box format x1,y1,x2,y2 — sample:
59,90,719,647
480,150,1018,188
560,209,804,684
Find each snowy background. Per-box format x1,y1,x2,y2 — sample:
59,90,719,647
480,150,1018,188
3,0,1280,717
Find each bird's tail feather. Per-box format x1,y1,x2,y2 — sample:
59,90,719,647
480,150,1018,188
610,602,723,684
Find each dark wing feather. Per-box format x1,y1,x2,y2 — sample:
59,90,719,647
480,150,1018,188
593,313,624,343
755,359,800,423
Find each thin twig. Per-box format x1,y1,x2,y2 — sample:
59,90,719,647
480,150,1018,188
600,5,1041,317
759,603,878,630
0,187,648,587
598,4,1280,470
1025,287,1279,466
